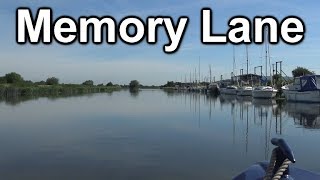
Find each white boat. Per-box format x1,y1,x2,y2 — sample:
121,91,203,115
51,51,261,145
220,46,237,95
237,86,253,96
237,45,252,97
251,27,278,99
283,75,320,103
224,86,238,95
252,86,277,99
191,86,202,92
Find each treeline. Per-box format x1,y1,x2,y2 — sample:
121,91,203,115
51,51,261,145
0,72,119,87
0,72,121,97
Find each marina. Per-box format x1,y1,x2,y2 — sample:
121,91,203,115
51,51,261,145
167,36,320,103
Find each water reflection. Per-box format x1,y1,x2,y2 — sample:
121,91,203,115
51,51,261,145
219,94,237,107
285,103,320,129
163,90,320,161
129,89,140,98
0,90,319,179
0,94,97,106
0,95,37,106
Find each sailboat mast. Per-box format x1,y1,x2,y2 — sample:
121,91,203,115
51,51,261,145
233,46,235,76
268,44,273,86
246,45,249,76
195,68,197,85
265,27,268,85
198,56,201,84
233,46,236,83
209,64,212,83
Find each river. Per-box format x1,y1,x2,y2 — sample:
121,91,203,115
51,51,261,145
0,89,319,179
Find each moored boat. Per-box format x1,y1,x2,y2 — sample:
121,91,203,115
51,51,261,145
252,86,277,99
237,86,253,96
283,75,320,103
224,85,238,95
207,82,220,94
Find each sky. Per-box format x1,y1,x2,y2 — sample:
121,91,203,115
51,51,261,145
0,0,319,85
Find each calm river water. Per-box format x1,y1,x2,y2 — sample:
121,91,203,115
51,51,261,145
0,90,319,179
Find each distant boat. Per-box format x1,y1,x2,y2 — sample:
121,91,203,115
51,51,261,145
237,86,253,96
221,46,238,96
252,28,277,99
191,85,203,92
224,85,238,95
207,82,220,94
283,75,320,103
237,45,253,97
252,86,277,98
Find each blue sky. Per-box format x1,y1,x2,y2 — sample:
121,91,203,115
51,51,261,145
0,0,319,85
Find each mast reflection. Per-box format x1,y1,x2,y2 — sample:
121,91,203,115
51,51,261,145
162,90,320,160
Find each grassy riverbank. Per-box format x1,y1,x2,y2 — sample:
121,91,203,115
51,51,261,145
0,72,124,98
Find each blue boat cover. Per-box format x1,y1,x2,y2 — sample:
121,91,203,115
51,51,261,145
300,75,320,91
260,77,267,84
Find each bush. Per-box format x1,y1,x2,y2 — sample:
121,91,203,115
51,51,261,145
35,81,46,85
129,80,139,91
23,80,34,86
46,77,59,85
5,72,24,84
106,82,113,86
82,80,94,86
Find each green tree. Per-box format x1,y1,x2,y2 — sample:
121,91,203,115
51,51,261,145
292,67,314,77
106,82,113,86
24,80,34,85
35,81,46,85
129,80,139,91
82,80,94,86
272,74,282,84
46,77,59,85
165,81,175,87
5,72,24,84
